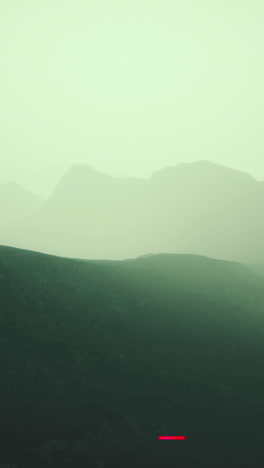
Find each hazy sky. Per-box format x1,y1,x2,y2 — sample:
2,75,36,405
1,0,264,197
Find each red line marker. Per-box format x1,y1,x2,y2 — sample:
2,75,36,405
158,436,186,440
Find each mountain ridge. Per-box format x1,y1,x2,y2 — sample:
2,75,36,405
1,160,264,263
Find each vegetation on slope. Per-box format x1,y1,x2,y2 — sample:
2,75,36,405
1,246,264,466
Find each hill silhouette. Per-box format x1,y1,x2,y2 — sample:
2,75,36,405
0,161,263,264
1,246,264,466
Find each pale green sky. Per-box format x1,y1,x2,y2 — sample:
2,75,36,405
0,0,264,197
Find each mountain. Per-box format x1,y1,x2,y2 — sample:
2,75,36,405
0,181,43,228
1,161,264,263
1,246,264,466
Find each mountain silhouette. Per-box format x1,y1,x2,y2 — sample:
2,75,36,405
1,246,264,466
0,181,43,228
1,161,264,263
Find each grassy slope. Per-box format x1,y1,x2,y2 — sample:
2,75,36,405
1,246,264,467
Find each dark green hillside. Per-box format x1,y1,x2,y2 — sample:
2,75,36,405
1,246,264,467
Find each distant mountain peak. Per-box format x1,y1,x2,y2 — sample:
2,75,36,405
66,164,109,177
48,164,114,201
1,180,20,190
57,164,112,186
6,180,19,186
151,160,256,183
0,181,42,199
